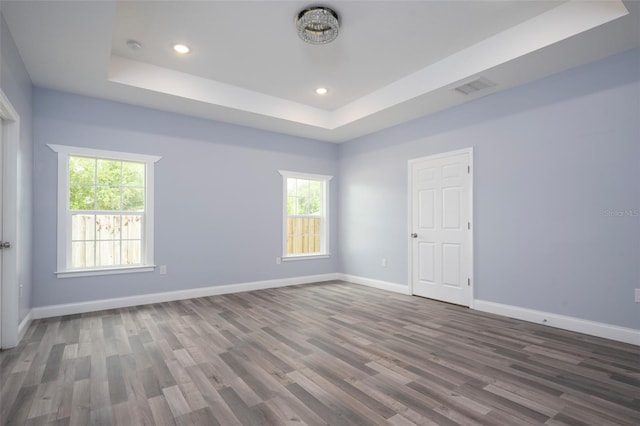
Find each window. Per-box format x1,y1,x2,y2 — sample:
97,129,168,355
49,144,161,277
279,170,332,259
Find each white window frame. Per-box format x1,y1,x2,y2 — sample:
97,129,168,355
279,170,332,261
49,144,161,278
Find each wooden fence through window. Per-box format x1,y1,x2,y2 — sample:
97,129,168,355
287,217,321,254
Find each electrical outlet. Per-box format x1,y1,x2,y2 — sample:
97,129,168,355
635,288,640,303
381,258,387,268
159,265,167,275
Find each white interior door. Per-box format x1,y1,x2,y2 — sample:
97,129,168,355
0,90,19,349
410,149,472,306
0,118,4,346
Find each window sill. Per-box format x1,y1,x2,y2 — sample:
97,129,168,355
55,265,156,279
281,254,331,262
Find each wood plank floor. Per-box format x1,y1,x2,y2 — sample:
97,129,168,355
1,281,639,425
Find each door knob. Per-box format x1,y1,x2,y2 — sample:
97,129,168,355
411,233,418,238
0,241,11,249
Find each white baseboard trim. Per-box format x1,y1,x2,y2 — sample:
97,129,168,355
474,300,640,346
31,273,340,319
16,310,33,344
338,274,411,295
30,273,636,346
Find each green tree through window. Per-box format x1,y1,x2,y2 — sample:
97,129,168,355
69,156,145,211
69,156,146,268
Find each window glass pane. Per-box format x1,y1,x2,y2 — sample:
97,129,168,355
287,178,297,196
309,180,321,196
71,214,96,241
301,226,310,253
121,240,141,265
309,218,319,252
298,196,311,215
96,215,121,241
288,218,300,254
72,241,95,268
310,201,320,215
69,156,95,184
96,187,121,210
122,161,144,187
69,185,95,210
307,217,314,252
296,179,310,197
308,218,314,252
97,159,121,186
121,215,142,239
286,217,322,255
96,241,120,266
287,196,297,215
292,236,301,254
309,180,322,214
287,218,295,237
122,188,144,211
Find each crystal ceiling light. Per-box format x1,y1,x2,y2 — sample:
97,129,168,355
296,6,340,45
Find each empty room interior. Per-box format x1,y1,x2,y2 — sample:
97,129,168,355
1,1,639,425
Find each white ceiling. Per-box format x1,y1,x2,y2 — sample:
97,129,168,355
2,1,639,143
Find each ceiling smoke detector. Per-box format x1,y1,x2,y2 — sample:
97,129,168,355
296,6,340,45
126,40,142,51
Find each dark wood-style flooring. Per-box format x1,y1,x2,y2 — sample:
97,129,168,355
1,281,639,425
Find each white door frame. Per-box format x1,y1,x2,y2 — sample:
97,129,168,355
0,89,20,349
407,147,474,308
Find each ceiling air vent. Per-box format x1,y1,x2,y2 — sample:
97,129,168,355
454,77,496,95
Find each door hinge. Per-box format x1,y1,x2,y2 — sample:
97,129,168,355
467,165,470,174
468,278,471,286
468,222,470,230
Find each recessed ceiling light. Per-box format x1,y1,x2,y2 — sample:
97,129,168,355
173,43,190,54
315,87,328,95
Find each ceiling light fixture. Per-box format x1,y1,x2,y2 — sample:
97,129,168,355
296,6,340,45
315,87,328,95
173,43,191,54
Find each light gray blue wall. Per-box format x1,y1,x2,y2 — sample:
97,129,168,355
27,44,640,331
33,89,339,307
1,14,33,323
339,49,640,330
